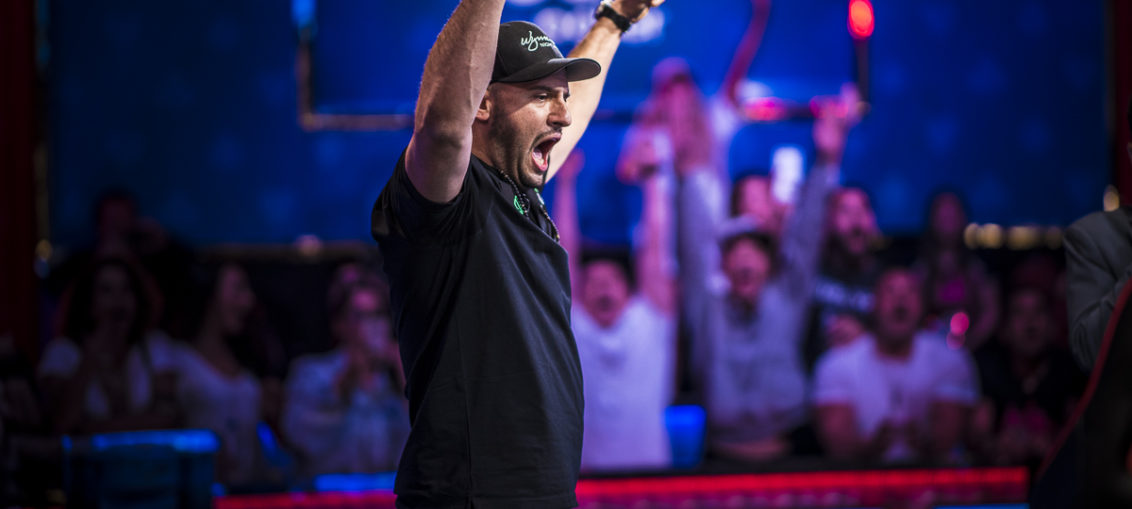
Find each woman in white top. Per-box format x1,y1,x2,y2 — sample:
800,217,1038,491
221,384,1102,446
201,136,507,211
176,263,272,487
38,257,180,434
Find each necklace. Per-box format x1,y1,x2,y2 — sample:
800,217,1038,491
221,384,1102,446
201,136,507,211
497,169,560,243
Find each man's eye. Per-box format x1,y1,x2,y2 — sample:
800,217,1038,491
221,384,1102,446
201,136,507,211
535,94,548,101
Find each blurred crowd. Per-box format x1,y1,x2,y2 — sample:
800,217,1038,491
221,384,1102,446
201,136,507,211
557,59,1084,474
1,191,410,496
0,58,1085,500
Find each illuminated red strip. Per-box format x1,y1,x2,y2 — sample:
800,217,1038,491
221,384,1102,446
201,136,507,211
214,467,1027,508
217,492,397,509
574,467,1027,497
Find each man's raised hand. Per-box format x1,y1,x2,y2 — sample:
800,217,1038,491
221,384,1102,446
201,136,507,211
609,0,666,22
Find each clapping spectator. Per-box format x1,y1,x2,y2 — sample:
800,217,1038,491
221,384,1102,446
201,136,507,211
282,272,408,478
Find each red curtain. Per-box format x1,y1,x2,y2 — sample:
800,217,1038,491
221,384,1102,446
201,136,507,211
0,0,39,362
1113,0,1132,202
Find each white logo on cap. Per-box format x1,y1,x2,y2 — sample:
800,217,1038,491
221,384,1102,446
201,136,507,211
520,31,554,52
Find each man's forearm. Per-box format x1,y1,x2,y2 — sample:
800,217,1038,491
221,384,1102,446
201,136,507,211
638,174,676,313
414,0,505,139
777,162,839,296
546,16,623,179
408,0,506,202
676,173,719,293
549,0,662,178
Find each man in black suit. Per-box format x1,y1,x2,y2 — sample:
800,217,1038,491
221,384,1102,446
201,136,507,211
1065,98,1132,370
1033,97,1132,509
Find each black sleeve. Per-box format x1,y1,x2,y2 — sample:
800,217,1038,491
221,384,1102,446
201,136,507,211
371,149,473,244
1065,222,1132,370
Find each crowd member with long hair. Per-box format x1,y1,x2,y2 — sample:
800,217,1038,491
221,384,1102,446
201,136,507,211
915,191,1000,350
38,257,180,434
175,262,281,487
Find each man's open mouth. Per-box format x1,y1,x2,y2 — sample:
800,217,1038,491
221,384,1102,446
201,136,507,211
532,135,561,172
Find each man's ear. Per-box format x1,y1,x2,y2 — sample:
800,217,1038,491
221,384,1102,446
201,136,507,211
475,90,492,122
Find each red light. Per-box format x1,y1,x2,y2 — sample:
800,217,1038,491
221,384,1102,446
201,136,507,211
849,0,875,39
949,312,970,336
743,97,788,122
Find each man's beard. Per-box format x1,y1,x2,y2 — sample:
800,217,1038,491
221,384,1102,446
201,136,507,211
488,117,550,189
486,117,538,188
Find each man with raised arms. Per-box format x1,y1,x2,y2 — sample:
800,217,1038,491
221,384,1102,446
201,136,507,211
370,1,665,507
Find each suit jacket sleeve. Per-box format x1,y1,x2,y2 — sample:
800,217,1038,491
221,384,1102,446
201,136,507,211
1065,221,1132,369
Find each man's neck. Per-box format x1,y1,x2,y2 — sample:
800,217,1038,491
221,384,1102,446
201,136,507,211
1010,353,1048,379
825,247,873,276
726,294,758,319
471,144,528,190
874,334,914,360
470,143,495,169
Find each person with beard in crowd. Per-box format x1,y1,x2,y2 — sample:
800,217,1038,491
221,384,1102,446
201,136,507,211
813,268,978,464
678,88,858,463
368,0,665,506
802,185,883,372
1064,98,1132,370
282,273,408,479
554,148,677,472
38,257,180,434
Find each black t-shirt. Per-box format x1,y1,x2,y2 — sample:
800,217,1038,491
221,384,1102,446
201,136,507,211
802,262,883,373
975,342,1086,434
371,151,582,509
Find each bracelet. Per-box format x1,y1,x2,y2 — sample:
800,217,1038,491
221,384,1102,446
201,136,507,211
594,1,633,34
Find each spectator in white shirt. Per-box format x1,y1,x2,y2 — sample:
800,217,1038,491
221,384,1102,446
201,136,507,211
814,268,978,464
38,257,180,434
175,263,271,487
554,149,677,472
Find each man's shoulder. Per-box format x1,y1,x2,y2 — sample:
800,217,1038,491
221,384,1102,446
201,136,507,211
1068,208,1132,240
913,334,974,378
377,150,482,203
625,296,671,324
288,350,344,383
372,151,486,243
816,336,871,373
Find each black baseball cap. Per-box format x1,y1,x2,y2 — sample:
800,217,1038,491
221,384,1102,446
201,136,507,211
492,21,601,84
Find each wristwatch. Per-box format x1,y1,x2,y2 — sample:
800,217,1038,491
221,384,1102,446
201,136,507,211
594,1,633,34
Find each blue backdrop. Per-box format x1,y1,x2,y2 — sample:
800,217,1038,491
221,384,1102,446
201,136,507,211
48,0,1109,247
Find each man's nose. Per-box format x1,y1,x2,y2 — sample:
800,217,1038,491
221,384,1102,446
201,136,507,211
550,98,572,128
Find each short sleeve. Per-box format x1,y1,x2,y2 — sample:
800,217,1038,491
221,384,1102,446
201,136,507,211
38,338,81,379
932,348,979,405
371,149,475,244
143,331,182,373
812,348,855,405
